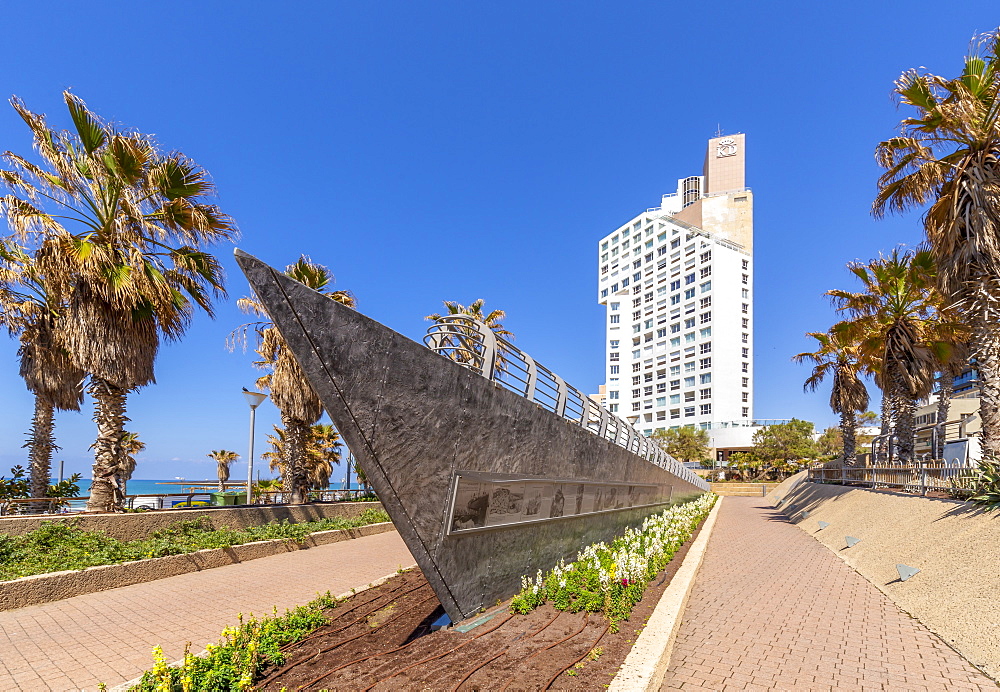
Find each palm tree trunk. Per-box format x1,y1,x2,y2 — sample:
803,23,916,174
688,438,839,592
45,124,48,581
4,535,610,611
282,416,311,504
878,391,893,462
86,378,129,512
973,315,1000,464
891,368,917,463
841,409,858,466
935,371,953,459
26,397,56,511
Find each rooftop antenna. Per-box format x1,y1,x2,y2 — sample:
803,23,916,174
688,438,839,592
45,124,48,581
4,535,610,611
715,124,724,137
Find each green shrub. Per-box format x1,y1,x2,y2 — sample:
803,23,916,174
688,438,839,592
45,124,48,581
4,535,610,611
131,592,340,690
971,459,1000,509
0,508,391,581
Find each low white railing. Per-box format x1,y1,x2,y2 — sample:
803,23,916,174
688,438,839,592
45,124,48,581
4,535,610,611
424,316,708,490
807,461,979,497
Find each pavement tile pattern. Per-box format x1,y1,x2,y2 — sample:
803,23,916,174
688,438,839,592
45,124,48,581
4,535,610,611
661,497,995,691
0,529,415,691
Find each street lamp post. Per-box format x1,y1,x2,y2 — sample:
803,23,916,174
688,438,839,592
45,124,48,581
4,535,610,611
243,390,268,504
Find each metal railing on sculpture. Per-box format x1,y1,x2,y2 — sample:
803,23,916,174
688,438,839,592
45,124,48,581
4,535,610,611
424,315,709,490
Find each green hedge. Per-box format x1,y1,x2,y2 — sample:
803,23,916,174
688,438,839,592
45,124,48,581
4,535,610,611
0,508,390,581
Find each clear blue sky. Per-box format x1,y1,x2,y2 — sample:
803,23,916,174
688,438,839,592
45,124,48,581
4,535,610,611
1,2,995,480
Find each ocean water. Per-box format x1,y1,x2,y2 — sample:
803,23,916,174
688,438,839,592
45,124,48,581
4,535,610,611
55,477,366,510
68,478,365,496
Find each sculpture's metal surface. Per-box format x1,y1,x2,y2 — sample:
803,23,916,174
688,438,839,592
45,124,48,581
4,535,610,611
235,250,708,621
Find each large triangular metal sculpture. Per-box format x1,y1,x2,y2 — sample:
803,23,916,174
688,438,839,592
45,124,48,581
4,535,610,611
236,250,708,621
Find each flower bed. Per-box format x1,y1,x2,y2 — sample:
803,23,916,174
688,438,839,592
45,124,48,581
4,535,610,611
510,493,716,628
0,508,389,581
134,590,343,690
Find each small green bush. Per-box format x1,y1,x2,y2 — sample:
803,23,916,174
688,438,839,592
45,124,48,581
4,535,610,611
0,508,390,581
971,459,1000,509
131,592,340,690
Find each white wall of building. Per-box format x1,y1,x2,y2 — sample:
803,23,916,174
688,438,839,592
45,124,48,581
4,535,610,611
596,138,752,447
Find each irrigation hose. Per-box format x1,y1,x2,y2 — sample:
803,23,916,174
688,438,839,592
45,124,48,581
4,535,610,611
278,584,423,652
295,592,442,690
491,613,591,692
358,612,518,692
264,583,432,683
496,611,564,692
280,581,424,651
542,621,610,690
290,607,447,682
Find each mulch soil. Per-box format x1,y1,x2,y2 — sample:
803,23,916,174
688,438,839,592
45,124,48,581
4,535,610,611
257,520,703,691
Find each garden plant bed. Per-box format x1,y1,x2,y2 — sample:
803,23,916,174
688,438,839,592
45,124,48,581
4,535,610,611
257,520,703,690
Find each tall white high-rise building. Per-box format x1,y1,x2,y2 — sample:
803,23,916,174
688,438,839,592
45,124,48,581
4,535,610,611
597,134,753,455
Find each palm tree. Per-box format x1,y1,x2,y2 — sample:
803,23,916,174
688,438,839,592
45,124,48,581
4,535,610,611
262,425,342,494
873,29,1000,463
236,257,354,504
207,450,239,491
0,241,84,503
308,424,342,491
829,249,942,462
118,431,145,498
263,426,290,478
928,341,972,459
793,330,870,465
426,299,514,374
0,92,237,511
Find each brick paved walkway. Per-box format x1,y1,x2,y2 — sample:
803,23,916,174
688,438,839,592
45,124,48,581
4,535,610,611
0,529,414,691
662,497,996,691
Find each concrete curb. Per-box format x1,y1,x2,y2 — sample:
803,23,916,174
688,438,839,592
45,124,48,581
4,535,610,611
0,522,395,612
107,565,417,692
609,497,723,692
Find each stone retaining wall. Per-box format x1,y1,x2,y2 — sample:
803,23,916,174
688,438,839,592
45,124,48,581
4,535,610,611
0,521,396,612
0,501,383,540
769,473,1000,680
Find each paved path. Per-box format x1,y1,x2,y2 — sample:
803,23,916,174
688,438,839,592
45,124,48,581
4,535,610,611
0,530,415,691
662,497,996,691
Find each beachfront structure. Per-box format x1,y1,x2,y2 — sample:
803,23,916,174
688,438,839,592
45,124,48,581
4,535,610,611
597,134,754,458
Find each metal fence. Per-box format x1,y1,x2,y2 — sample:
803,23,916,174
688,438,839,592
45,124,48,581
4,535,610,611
0,489,379,517
255,489,377,504
807,462,979,496
0,492,216,516
424,315,708,490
